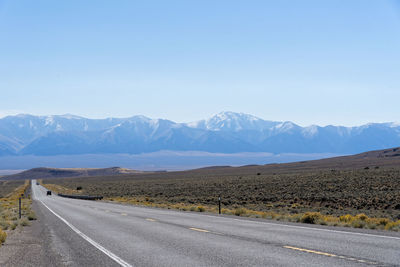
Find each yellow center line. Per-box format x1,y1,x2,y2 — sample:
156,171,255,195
146,218,156,222
121,213,127,216
283,245,378,265
189,227,210,233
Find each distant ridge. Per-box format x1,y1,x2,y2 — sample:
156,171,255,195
2,167,142,180
190,147,400,175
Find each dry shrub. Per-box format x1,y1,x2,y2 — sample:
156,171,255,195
221,208,232,215
234,208,247,216
300,212,322,224
377,218,390,226
0,229,6,244
351,220,366,228
385,221,400,231
19,218,30,227
10,222,17,230
356,213,368,221
28,211,37,221
339,214,354,223
197,206,205,212
0,220,9,230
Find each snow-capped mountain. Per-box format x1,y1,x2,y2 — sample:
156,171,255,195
187,111,280,132
0,112,399,156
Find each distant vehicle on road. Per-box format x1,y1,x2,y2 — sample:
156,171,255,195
47,191,52,196
36,182,39,185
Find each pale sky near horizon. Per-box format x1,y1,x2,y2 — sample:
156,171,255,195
1,0,400,127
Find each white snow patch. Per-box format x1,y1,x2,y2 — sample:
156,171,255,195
302,125,318,137
45,116,54,126
275,122,295,131
59,114,83,120
390,122,400,128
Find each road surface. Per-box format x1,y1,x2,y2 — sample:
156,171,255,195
31,180,400,266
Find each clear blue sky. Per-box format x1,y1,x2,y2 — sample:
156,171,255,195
1,0,399,126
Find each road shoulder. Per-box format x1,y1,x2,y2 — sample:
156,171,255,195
0,201,64,267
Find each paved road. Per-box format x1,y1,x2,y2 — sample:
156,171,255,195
32,180,400,267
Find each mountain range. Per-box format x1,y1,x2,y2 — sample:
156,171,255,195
0,111,399,156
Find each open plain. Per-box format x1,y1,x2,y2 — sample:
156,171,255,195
43,148,400,226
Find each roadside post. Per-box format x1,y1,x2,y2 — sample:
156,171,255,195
218,196,221,214
19,197,21,219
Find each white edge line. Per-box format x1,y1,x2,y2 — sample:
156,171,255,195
189,213,400,241
229,218,400,241
39,200,133,267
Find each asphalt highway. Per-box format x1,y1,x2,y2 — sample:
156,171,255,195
31,180,400,266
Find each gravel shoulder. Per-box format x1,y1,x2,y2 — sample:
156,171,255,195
0,201,64,267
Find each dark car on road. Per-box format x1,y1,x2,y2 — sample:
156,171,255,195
47,191,52,196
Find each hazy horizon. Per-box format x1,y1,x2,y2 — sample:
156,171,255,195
0,151,343,174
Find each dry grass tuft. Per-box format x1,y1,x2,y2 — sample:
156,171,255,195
27,211,37,221
18,218,30,227
197,206,206,212
300,212,322,224
234,208,247,216
0,229,6,245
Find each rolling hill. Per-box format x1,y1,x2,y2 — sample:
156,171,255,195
1,167,142,180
